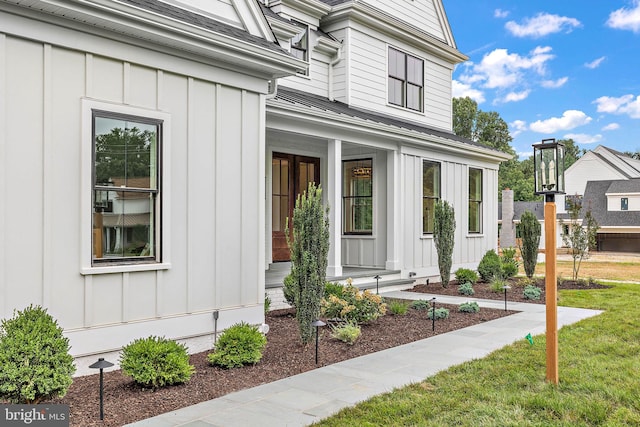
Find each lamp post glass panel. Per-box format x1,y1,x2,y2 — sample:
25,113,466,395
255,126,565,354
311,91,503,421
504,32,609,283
532,138,565,385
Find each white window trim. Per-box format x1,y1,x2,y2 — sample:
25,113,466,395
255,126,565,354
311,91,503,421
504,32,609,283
80,98,171,275
386,44,426,115
341,154,376,236
467,166,484,236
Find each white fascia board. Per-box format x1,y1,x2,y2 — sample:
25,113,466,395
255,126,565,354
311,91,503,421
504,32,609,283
2,0,303,78
233,0,277,41
268,0,331,22
315,35,341,56
266,103,511,164
321,2,468,64
267,15,301,40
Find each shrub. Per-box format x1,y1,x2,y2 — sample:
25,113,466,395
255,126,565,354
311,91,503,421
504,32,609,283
523,285,542,301
330,322,361,345
411,299,431,310
286,183,330,344
501,247,517,260
459,302,480,313
434,200,456,287
387,300,409,315
324,281,345,299
519,210,541,278
264,293,271,314
208,322,267,369
283,273,296,307
427,307,450,320
0,305,76,403
489,277,508,293
321,284,386,323
501,259,519,279
457,282,475,296
120,336,194,389
478,250,502,282
455,268,478,285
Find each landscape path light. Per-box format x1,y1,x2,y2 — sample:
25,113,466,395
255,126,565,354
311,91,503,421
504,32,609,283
373,274,381,295
502,284,511,311
311,319,326,365
430,297,437,332
89,357,114,420
533,137,565,385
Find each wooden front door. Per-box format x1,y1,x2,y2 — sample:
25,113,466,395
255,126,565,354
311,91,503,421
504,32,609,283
271,153,320,262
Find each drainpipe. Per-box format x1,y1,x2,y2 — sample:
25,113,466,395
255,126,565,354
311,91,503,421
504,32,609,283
328,45,343,101
266,79,278,99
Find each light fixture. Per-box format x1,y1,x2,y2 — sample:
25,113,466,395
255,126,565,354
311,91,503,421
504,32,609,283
89,357,114,420
311,319,326,365
533,138,565,199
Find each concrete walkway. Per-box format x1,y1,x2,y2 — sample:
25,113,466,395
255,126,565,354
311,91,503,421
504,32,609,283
126,292,602,427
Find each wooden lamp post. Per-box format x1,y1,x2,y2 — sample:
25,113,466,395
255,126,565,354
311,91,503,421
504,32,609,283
533,138,565,384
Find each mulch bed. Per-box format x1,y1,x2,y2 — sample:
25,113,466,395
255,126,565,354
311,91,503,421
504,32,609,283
409,277,611,304
53,302,514,426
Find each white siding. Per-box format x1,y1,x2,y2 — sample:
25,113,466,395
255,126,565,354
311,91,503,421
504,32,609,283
0,29,266,363
366,0,445,41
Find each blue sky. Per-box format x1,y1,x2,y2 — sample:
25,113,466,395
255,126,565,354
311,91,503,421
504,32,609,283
443,0,640,159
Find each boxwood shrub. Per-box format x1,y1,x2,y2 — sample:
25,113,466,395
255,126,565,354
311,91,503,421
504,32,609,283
208,322,267,369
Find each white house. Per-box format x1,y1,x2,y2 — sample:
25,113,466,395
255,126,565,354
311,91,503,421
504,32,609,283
0,0,509,375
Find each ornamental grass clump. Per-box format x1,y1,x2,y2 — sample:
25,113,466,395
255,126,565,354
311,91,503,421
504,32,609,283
120,336,194,389
208,322,267,369
387,299,410,315
0,305,76,403
321,284,386,324
330,322,361,345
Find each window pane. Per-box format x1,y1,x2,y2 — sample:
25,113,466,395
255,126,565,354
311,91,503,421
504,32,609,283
343,159,373,234
388,78,404,106
469,201,481,233
93,192,155,259
407,56,423,86
95,117,157,189
388,48,405,79
407,84,422,111
469,168,482,201
423,197,436,234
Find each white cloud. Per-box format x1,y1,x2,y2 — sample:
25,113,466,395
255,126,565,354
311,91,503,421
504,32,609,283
499,90,530,103
509,119,528,138
452,80,485,103
563,133,602,144
505,13,581,38
518,150,534,159
529,110,592,133
594,94,640,118
607,1,640,33
465,46,555,90
602,123,620,131
494,9,509,19
585,56,606,69
541,77,568,88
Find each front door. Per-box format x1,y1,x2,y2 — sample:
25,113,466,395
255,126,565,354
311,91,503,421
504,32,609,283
272,153,320,262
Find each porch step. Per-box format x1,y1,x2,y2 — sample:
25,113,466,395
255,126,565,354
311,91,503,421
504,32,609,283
355,278,417,293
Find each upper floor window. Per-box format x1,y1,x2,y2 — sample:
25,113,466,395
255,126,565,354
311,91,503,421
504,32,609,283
92,112,161,265
468,168,482,233
621,197,629,211
388,47,424,112
423,160,441,234
343,159,373,235
291,21,309,74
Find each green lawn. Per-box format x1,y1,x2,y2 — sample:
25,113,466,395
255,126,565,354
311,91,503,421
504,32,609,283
314,282,640,426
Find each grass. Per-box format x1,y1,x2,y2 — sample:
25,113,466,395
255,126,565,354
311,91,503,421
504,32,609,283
531,260,640,282
315,265,640,426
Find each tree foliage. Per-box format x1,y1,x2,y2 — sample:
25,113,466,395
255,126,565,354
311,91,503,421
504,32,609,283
95,127,154,185
433,200,456,287
285,183,330,344
519,210,541,278
561,198,599,281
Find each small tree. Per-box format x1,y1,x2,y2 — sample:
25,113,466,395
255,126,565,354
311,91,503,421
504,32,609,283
562,198,599,281
285,183,330,344
519,210,541,278
0,305,76,403
433,200,456,287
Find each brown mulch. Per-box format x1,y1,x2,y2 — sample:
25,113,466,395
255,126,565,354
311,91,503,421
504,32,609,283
409,277,612,304
54,302,515,426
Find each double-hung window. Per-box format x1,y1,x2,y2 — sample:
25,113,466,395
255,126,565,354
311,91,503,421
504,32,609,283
343,159,373,235
388,47,424,111
422,160,441,234
92,111,161,265
468,168,483,233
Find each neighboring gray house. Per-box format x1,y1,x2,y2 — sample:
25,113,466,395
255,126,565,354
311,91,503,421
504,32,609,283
1,0,509,375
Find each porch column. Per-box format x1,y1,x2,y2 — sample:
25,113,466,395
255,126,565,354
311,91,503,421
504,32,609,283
386,147,401,270
327,139,343,277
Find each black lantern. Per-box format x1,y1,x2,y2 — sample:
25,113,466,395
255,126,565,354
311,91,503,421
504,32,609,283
533,138,565,199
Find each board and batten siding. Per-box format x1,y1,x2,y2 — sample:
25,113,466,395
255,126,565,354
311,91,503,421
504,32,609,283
402,152,499,278
338,25,454,131
0,31,266,364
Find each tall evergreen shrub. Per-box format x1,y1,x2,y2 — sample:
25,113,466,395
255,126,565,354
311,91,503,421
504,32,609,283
285,182,330,344
433,200,456,287
519,210,541,278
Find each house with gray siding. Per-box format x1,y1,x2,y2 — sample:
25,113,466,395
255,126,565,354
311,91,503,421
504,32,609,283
0,0,509,375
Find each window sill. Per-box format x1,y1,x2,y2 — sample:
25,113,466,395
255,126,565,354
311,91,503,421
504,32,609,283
342,234,375,239
420,234,434,240
466,233,484,238
81,262,171,275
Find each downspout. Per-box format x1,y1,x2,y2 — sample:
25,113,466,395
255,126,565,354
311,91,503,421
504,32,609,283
266,79,278,99
328,44,343,101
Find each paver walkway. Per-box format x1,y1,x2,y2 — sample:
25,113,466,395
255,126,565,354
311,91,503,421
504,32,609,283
127,292,602,427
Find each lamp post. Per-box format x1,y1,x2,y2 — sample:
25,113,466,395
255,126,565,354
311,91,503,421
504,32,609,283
533,138,565,385
502,285,511,311
374,274,381,295
89,357,114,420
311,319,326,365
